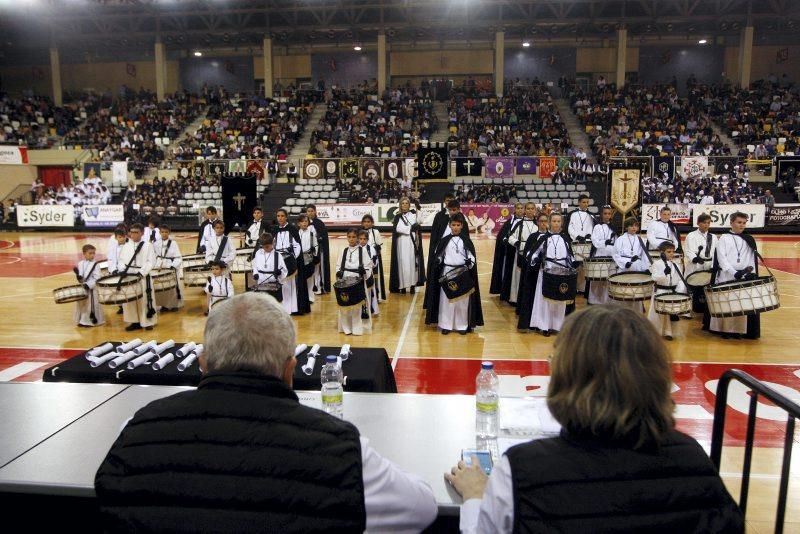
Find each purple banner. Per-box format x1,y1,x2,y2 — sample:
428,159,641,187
459,203,514,236
515,157,537,175
485,157,514,179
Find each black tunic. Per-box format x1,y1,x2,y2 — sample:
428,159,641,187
489,215,518,295
389,210,426,293
272,223,311,314
364,227,387,300
516,231,548,329
310,217,331,293
424,234,484,329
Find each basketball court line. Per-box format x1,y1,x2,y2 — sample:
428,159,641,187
0,362,51,382
392,292,418,371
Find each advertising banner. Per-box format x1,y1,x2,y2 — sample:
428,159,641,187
316,203,440,228
17,205,74,227
766,204,800,226
641,203,691,230
459,203,513,236
691,203,766,229
0,145,28,165
82,205,124,228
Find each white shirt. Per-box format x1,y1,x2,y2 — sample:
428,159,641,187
568,210,594,241
204,274,234,299
199,219,218,251
299,227,318,258
715,233,756,284
459,456,515,534
613,233,650,272
252,249,287,284
646,220,679,251
155,239,183,270
507,219,536,252
117,239,155,276
205,234,237,265
245,219,264,247
366,228,384,249
684,229,718,276
590,223,616,258
107,238,127,273
650,258,687,294
76,259,102,290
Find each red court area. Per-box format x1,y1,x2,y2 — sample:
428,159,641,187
1,347,797,448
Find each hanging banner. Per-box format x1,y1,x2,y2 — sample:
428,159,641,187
206,160,227,175
361,159,382,180
0,146,28,165
246,160,265,180
221,175,257,233
323,159,339,181
653,156,675,179
111,161,129,185
766,204,800,226
691,203,766,229
610,168,640,216
485,157,514,179
456,158,483,176
459,203,513,236
640,203,691,230
515,157,537,176
714,157,738,175
404,158,417,180
17,205,74,227
177,161,193,179
538,156,557,178
342,159,359,179
383,159,404,181
191,161,206,179
417,146,448,179
303,159,323,180
681,156,708,178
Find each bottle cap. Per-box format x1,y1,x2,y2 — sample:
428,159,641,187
326,355,337,363
481,361,493,370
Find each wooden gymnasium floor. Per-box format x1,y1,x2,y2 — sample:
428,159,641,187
0,230,798,532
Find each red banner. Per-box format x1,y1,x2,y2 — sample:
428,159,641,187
459,203,513,236
538,156,556,178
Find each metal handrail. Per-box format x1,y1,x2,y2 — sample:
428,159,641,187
710,369,800,534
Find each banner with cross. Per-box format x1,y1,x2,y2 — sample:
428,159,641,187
221,174,258,234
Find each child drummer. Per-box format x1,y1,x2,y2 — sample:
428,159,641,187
648,241,687,341
612,216,650,313
204,260,234,315
74,244,105,327
336,228,373,336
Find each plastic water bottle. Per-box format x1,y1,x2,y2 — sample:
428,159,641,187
321,355,344,418
476,361,499,438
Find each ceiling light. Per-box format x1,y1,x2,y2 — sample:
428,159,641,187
193,51,202,57
698,39,707,44
354,45,362,51
522,41,530,47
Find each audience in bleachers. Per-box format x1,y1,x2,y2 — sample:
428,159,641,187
35,175,111,207
642,166,766,204
308,87,437,159
123,174,220,211
447,84,571,157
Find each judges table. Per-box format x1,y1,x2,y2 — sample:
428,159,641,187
41,343,397,393
0,383,555,528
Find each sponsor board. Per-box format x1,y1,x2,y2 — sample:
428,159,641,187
641,203,691,230
316,203,440,228
691,203,766,228
766,204,800,226
16,205,74,227
82,205,125,227
459,203,513,236
0,145,29,165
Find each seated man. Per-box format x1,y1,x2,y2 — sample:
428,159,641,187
95,292,437,533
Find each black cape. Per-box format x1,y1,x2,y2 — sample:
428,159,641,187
707,231,760,339
516,231,548,328
365,227,387,300
490,216,517,295
389,210,426,293
424,208,450,306
272,223,311,314
196,219,213,253
500,218,528,302
424,234,484,328
310,217,331,293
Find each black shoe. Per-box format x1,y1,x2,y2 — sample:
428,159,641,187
400,289,407,295
144,326,153,331
731,333,742,340
410,286,416,294
721,333,730,339
670,315,680,322
458,330,468,335
125,323,142,331
116,307,123,315
664,335,673,341
543,330,551,337
441,329,450,335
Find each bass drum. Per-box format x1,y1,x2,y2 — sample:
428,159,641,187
541,266,577,303
439,266,475,302
607,272,653,302
704,275,780,318
334,276,366,307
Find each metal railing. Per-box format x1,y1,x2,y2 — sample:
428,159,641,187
710,369,800,534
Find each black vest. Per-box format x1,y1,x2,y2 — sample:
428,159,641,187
95,372,367,533
505,430,743,534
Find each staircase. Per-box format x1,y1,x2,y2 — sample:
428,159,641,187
289,103,325,158
710,122,737,154
165,106,209,158
260,183,297,220
430,102,450,143
553,98,595,163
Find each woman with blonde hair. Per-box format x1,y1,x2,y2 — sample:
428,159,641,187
447,304,743,534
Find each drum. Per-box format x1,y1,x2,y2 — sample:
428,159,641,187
334,276,366,307
571,242,592,262
182,254,207,275
607,272,654,302
96,274,143,305
96,261,110,278
439,266,475,302
542,266,578,302
252,281,283,302
53,284,87,304
302,252,314,267
583,257,617,281
685,270,713,288
704,275,780,318
231,248,254,274
649,250,682,262
281,251,298,278
184,264,212,287
654,292,692,315
151,269,178,293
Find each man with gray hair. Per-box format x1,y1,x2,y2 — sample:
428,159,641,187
95,292,437,533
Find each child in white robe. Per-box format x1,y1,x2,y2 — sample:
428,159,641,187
205,261,234,315
437,218,475,334
530,213,575,336
205,220,236,275
612,217,650,313
252,233,288,304
73,244,105,327
358,230,379,316
337,228,373,336
506,203,538,305
588,206,616,305
297,215,318,304
154,225,184,311
648,242,687,340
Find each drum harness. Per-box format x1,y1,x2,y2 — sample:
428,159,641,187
119,241,156,319
256,250,282,285
275,228,298,271
212,235,229,266
590,225,616,257
537,235,574,271
439,237,473,275
400,212,421,271
158,240,182,301
76,261,99,324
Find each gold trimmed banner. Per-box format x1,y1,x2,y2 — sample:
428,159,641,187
610,168,640,216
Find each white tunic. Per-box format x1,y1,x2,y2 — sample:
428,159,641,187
506,219,536,304
337,246,373,335
439,236,475,331
588,223,616,305
199,219,218,251
252,249,288,285
73,259,105,326
613,233,650,272
117,239,157,327
646,220,679,251
648,258,687,336
143,226,162,246
710,233,757,334
568,210,594,241
245,220,264,247
205,234,237,266
530,234,572,332
154,239,184,309
394,211,419,289
275,225,302,313
204,274,234,312
364,243,380,315
684,229,718,277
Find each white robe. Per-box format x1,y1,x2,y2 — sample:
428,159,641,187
506,219,536,304
106,238,127,274
204,274,234,312
204,234,237,266
154,239,184,310
252,249,288,286
275,226,302,313
588,223,616,305
245,220,264,248
73,259,105,326
337,246,373,335
438,237,475,331
646,220,680,251
199,218,218,252
299,228,318,303
568,210,594,241
143,226,162,247
394,212,419,290
530,234,572,332
612,233,650,312
710,233,756,334
648,259,687,337
684,229,718,277
117,239,158,327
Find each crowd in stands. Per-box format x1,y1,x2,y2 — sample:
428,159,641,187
446,84,571,157
173,89,312,160
454,183,514,203
308,87,438,159
571,83,729,165
642,166,767,204
335,174,422,203
31,175,111,211
122,174,220,210
64,89,202,164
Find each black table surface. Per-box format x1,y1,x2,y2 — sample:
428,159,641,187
42,342,397,393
